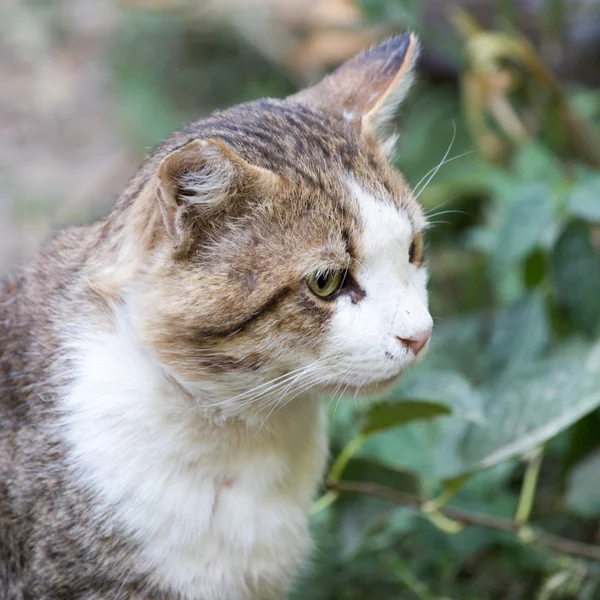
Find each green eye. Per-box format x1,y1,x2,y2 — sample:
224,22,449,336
307,269,345,298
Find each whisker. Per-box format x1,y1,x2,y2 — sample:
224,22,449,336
425,196,456,216
412,149,477,199
350,256,366,271
180,363,325,415
426,209,473,220
413,121,457,202
426,220,452,226
209,360,326,407
225,355,342,415
257,370,336,431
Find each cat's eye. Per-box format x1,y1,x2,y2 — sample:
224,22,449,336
307,269,345,298
409,233,424,266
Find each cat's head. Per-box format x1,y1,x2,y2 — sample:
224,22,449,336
116,33,432,415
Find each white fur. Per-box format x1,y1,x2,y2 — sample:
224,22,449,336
379,132,400,159
60,312,327,600
322,180,432,388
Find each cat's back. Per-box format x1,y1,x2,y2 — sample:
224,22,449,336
0,274,37,467
0,246,65,440
0,274,40,600
0,236,126,599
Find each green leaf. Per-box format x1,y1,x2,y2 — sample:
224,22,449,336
523,249,547,288
451,359,600,476
423,313,489,382
493,183,554,272
512,142,563,185
551,222,600,333
567,450,600,517
341,457,420,494
362,417,469,490
568,176,600,222
362,401,450,436
487,293,549,377
391,370,484,422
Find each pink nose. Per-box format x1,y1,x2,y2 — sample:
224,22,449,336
396,328,432,356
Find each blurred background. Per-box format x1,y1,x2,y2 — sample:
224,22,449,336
2,1,600,598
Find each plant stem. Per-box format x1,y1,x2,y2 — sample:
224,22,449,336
310,433,367,515
327,480,600,562
515,446,544,526
328,433,367,483
384,556,437,600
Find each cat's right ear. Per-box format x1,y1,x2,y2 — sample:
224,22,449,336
156,138,278,241
291,32,419,145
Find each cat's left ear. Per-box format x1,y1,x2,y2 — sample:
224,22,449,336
155,138,280,243
291,32,419,146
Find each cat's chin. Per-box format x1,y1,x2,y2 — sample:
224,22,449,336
350,374,404,398
321,371,406,400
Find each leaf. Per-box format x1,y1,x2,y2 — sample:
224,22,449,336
487,293,549,377
587,339,600,373
450,359,600,477
362,401,450,436
422,313,490,382
391,370,485,422
362,417,468,490
512,142,563,186
551,222,600,333
567,449,600,517
324,376,479,497
523,249,546,288
493,183,554,272
568,176,600,222
341,457,420,494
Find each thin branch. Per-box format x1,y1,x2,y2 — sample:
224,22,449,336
327,480,600,562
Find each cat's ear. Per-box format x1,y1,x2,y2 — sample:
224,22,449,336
156,138,277,240
292,32,419,143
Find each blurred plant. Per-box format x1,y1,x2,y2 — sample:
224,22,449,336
450,5,600,167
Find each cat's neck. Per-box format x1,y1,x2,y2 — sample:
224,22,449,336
61,303,324,441
58,304,328,599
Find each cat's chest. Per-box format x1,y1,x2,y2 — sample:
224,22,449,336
122,414,327,598
61,332,327,599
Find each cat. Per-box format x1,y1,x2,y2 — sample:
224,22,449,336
0,32,432,600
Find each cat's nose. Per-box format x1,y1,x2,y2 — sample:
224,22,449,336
396,328,432,356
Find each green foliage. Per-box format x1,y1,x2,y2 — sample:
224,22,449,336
551,222,600,334
568,174,600,222
567,450,600,517
457,360,600,475
362,401,451,436
107,3,600,597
